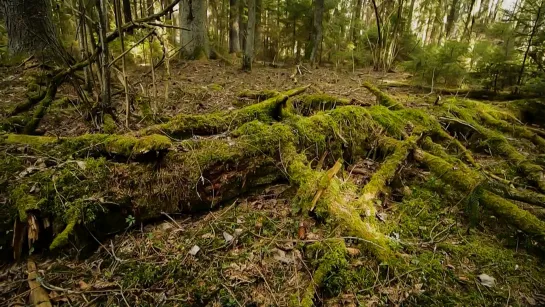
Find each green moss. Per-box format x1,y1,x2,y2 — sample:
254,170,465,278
237,89,280,100
415,149,481,192
103,114,116,134
4,133,171,158
301,239,349,307
207,83,223,91
49,214,77,250
481,191,545,243
356,136,416,213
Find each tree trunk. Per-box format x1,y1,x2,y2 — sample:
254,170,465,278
2,0,60,58
517,4,542,91
229,0,241,53
122,0,133,23
463,0,476,39
350,0,364,43
445,0,460,38
96,0,111,111
239,0,247,51
406,0,416,32
181,0,210,59
255,0,262,59
310,0,324,66
243,0,256,71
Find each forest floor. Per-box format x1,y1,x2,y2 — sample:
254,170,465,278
1,61,545,306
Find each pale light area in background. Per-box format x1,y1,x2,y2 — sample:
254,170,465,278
502,0,517,10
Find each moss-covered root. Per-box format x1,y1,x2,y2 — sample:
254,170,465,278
481,191,545,244
23,84,58,134
478,109,545,151
300,239,348,307
434,129,478,167
415,149,545,244
139,86,310,138
237,89,280,100
487,181,545,209
8,83,47,116
362,82,404,110
485,135,545,193
354,136,416,215
49,215,78,250
282,144,392,260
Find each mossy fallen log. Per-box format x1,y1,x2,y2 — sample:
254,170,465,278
2,133,172,159
3,82,545,267
379,81,539,101
138,86,309,138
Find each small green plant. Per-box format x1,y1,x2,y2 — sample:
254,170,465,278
125,215,136,228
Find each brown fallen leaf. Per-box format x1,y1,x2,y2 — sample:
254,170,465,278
78,280,91,290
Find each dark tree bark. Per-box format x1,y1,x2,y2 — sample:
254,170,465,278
2,0,60,57
229,0,241,53
181,0,210,59
122,0,133,23
122,0,133,34
463,0,476,39
96,0,111,110
243,0,256,71
445,0,460,38
255,0,262,58
310,0,324,65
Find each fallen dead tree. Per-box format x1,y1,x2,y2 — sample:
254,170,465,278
3,81,545,303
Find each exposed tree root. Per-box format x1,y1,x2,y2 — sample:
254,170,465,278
414,149,545,244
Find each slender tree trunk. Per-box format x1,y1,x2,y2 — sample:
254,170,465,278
229,0,241,53
96,0,111,111
406,0,417,32
371,0,382,70
445,0,460,38
122,0,133,34
255,0,262,59
2,0,60,58
517,4,543,91
239,0,247,51
310,0,324,65
463,0,476,39
181,0,210,59
114,0,130,128
122,0,133,23
77,0,92,91
243,0,256,71
350,0,364,42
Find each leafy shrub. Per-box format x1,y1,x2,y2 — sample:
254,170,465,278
403,40,469,87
